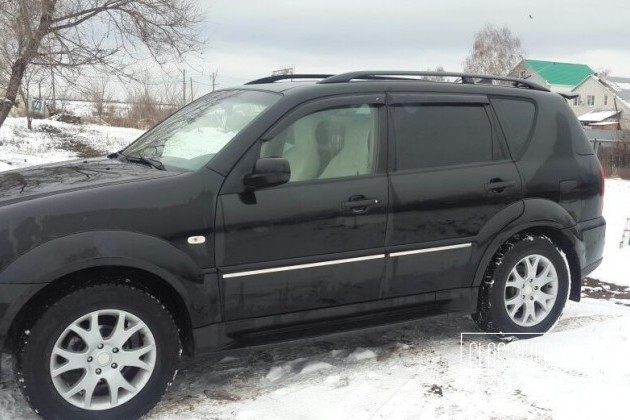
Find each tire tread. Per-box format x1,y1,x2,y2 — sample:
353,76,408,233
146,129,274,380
474,233,564,335
13,282,180,420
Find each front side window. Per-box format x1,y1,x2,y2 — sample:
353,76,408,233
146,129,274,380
123,90,280,171
391,104,493,171
261,104,379,182
587,95,595,106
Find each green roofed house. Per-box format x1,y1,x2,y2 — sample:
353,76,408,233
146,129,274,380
509,59,630,137
508,59,595,93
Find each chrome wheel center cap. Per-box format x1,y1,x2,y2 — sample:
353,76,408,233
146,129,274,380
523,285,533,295
96,352,112,366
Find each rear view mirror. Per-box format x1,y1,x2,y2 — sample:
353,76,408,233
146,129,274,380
244,158,291,189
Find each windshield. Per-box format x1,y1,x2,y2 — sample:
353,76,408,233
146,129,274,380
122,90,280,171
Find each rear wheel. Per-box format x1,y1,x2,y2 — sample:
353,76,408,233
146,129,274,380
474,234,570,336
15,283,180,420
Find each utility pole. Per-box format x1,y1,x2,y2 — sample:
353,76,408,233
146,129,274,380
51,67,57,112
190,76,194,101
210,70,218,92
182,69,186,104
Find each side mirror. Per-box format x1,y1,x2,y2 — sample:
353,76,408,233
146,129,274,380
244,158,291,189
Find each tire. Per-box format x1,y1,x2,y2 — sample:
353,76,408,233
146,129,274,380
474,234,570,337
15,283,181,420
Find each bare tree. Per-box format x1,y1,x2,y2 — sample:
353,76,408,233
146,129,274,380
463,24,526,76
158,74,184,107
0,0,204,129
598,130,630,179
86,77,111,119
210,69,219,92
18,65,46,129
596,68,612,80
0,59,8,99
124,71,176,129
420,65,446,82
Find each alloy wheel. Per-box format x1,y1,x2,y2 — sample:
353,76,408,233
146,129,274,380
503,254,559,327
49,309,157,410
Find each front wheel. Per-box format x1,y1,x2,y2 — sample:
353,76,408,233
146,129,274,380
474,234,570,336
15,283,181,420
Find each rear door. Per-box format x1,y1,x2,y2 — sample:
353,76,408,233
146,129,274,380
216,94,388,320
384,93,523,297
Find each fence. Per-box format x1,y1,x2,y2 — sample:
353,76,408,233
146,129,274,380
591,139,630,179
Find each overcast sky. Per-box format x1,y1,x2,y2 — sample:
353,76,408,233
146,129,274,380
183,0,630,93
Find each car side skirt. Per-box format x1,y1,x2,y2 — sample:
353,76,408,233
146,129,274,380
191,286,478,355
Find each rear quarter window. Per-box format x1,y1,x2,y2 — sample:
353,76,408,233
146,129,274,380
490,97,536,158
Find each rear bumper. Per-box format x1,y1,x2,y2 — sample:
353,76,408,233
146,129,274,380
577,216,606,276
582,258,603,278
563,216,605,302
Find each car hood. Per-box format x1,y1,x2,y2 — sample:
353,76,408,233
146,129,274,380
0,157,179,206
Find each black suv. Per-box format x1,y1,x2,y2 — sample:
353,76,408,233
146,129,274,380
0,71,605,419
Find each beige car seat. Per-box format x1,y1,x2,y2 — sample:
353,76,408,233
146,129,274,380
319,118,372,179
284,113,321,182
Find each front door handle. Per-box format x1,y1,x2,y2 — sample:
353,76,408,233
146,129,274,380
342,196,380,213
484,179,516,193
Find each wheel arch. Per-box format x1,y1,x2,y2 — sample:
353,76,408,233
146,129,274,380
473,199,583,303
0,230,222,355
5,265,196,357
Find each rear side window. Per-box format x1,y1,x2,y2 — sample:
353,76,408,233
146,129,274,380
490,97,536,158
392,104,492,170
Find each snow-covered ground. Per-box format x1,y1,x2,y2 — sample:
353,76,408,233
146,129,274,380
0,117,629,419
60,99,132,119
0,117,142,171
591,178,630,286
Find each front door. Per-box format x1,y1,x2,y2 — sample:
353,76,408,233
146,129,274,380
216,94,388,320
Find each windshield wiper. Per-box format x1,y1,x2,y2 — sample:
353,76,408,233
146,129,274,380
122,154,165,170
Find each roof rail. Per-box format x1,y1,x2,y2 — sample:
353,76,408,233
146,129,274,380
318,71,550,92
245,74,333,85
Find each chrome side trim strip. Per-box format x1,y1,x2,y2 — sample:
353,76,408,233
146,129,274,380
222,254,386,279
389,243,472,258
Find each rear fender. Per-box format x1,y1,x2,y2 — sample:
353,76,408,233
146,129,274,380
471,199,581,295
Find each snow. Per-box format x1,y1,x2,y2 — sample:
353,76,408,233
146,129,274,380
300,361,333,375
5,301,627,419
578,110,620,122
0,117,142,171
345,348,377,362
142,299,630,420
590,178,630,286
164,126,237,159
45,100,132,118
0,117,628,418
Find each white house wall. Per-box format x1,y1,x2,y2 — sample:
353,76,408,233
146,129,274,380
508,63,548,88
570,76,630,130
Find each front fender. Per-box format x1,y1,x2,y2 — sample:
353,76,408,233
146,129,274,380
0,230,202,284
0,231,220,327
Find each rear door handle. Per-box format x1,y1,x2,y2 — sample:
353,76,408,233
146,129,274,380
484,179,516,193
342,196,380,212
